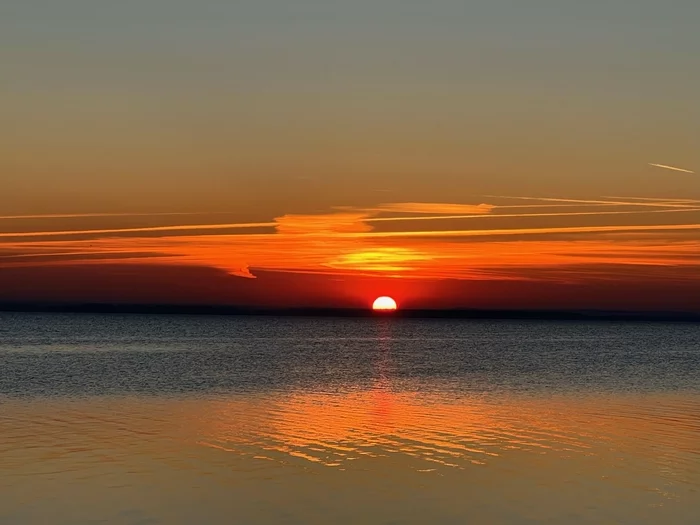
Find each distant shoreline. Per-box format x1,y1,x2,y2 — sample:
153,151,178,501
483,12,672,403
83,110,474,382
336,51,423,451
0,302,698,322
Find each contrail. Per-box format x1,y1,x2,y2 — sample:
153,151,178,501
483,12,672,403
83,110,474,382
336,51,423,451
649,163,695,174
601,196,700,203
0,222,276,238
483,195,694,209
0,211,232,221
366,207,700,223
346,223,700,239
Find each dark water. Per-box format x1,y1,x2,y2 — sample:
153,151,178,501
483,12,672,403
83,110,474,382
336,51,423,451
1,313,699,524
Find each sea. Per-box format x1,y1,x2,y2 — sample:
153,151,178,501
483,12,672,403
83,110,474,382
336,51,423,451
1,312,699,524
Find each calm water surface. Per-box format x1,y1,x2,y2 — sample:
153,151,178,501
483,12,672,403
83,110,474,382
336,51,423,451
1,313,699,524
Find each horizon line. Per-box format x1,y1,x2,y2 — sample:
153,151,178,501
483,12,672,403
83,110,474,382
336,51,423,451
1,302,698,321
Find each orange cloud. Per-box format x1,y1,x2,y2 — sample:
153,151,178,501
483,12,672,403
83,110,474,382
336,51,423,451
325,247,434,273
0,211,219,221
350,223,700,239
1,197,699,285
367,206,700,224
485,195,697,209
274,212,372,234
371,202,494,215
0,222,275,239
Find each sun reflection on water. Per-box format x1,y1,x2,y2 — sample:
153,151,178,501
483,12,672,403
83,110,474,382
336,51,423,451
193,325,698,482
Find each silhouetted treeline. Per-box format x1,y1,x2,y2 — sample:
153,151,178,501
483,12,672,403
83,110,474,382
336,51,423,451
0,302,698,322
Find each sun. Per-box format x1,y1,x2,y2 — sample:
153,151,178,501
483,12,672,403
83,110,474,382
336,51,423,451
372,296,398,311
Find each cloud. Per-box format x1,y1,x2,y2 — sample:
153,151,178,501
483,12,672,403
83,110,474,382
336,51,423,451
325,247,434,273
484,195,696,209
0,222,276,239
0,212,221,221
5,197,695,241
1,197,699,284
348,223,700,239
649,163,695,174
229,265,257,279
601,196,700,203
372,203,494,215
367,206,700,224
274,213,373,234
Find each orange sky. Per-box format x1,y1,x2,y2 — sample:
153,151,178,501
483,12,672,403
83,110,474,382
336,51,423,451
1,195,699,310
2,1,699,310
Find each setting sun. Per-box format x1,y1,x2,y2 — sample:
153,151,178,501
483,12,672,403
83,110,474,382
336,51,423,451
372,296,398,311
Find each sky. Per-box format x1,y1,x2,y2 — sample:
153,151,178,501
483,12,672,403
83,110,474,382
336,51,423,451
1,0,699,310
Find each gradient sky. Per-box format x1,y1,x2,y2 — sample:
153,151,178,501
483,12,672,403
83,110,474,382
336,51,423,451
2,1,699,309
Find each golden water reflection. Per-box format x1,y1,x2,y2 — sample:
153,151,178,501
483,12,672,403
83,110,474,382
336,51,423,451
200,389,700,475
2,390,699,524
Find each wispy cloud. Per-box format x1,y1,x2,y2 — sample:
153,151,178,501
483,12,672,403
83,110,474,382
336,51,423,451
484,195,697,209
601,196,700,203
325,247,434,273
0,211,223,221
367,207,700,224
274,213,372,234
1,196,699,283
649,163,695,174
5,227,697,283
371,203,494,215
0,222,275,239
348,223,700,239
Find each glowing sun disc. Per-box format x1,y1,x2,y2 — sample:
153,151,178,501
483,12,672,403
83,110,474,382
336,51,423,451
372,296,398,311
